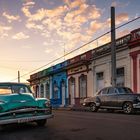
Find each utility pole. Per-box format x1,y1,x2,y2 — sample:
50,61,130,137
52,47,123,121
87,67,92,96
18,71,20,83
111,7,116,87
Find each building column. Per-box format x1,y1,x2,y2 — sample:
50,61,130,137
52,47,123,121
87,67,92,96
133,55,137,92
138,58,140,93
43,83,46,98
50,76,53,99
130,53,138,92
38,84,41,97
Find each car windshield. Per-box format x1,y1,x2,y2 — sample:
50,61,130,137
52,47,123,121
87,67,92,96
117,87,133,94
0,85,32,95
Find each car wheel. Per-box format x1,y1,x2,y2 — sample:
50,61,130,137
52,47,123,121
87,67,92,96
123,102,133,114
90,103,98,112
36,119,47,126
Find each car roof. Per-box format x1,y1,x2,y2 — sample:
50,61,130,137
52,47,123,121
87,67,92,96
104,86,129,88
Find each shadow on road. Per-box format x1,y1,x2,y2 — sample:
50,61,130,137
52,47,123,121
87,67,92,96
71,107,140,115
0,123,47,133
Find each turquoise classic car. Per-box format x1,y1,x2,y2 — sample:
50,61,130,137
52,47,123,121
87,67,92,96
0,82,53,127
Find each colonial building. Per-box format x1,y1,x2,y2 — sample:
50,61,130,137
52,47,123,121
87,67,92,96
28,67,53,98
28,61,68,107
49,61,68,107
28,27,140,107
129,28,140,92
66,50,93,107
91,34,131,94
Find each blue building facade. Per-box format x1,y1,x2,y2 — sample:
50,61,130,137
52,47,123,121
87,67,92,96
50,61,68,107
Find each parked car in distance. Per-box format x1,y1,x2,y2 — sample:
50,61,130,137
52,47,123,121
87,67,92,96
0,82,53,127
83,86,140,114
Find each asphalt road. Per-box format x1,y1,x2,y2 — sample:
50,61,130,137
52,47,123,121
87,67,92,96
0,110,140,140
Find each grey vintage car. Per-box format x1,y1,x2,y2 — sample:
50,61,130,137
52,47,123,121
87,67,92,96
83,87,140,114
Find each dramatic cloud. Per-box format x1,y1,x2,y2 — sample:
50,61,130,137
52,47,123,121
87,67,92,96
111,1,118,7
88,21,103,35
12,32,30,40
26,22,44,30
22,4,68,21
111,1,130,7
64,4,101,25
21,0,129,55
116,13,129,24
2,12,20,23
101,12,129,29
22,1,35,7
0,25,12,33
0,24,12,38
64,0,85,8
117,29,130,38
98,34,111,46
45,48,53,53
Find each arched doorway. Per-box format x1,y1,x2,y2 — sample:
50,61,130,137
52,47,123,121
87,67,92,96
36,85,39,97
45,82,50,99
68,77,75,105
79,74,87,104
40,84,44,97
61,79,66,106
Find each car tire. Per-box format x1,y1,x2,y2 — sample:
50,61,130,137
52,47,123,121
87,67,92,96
123,102,133,114
36,119,47,126
90,103,98,112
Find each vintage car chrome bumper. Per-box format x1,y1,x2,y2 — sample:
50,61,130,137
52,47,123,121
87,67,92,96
0,107,53,125
0,114,54,125
0,107,51,116
133,103,140,109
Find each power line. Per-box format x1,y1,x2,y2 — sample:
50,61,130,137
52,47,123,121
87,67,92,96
10,16,140,82
0,59,54,62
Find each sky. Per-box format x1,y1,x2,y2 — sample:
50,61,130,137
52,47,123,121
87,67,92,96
0,0,139,82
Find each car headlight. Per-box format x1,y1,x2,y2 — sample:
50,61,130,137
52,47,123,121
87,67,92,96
136,96,140,102
44,100,51,107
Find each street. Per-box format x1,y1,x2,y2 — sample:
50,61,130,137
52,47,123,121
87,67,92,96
0,110,140,140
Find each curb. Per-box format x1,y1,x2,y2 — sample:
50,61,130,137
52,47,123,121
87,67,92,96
53,106,90,112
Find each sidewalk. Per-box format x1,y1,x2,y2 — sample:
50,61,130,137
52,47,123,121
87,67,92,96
53,105,90,112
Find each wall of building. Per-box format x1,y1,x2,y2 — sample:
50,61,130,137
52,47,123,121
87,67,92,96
92,48,131,94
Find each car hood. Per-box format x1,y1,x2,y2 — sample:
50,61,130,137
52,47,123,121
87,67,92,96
0,93,38,112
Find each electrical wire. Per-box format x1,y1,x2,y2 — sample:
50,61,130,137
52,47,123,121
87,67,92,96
10,16,140,82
